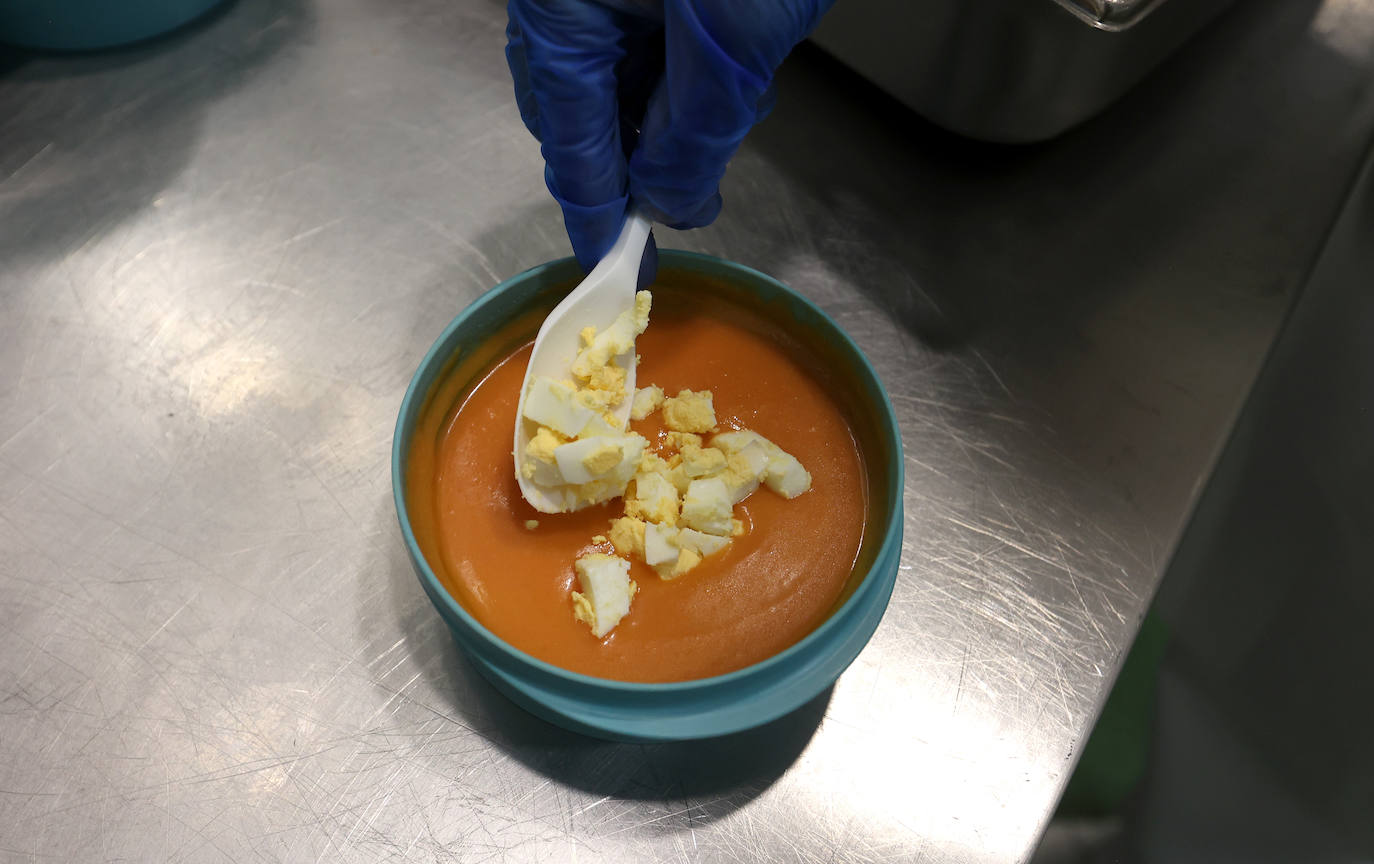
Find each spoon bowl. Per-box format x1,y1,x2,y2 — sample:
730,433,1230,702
513,212,652,513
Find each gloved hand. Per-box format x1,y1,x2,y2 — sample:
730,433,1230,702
506,0,834,271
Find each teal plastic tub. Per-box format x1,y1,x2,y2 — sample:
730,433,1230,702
392,251,904,741
0,0,227,51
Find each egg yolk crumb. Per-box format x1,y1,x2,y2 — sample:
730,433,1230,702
661,389,716,434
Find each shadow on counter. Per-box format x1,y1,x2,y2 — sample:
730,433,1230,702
0,0,311,272
741,0,1331,352
377,501,829,823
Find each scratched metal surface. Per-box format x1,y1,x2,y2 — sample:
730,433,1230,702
3,0,1374,861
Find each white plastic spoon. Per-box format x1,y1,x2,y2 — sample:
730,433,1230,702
514,211,652,513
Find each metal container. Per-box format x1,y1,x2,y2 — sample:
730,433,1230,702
810,0,1239,142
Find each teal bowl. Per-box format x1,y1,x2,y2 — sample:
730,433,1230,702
392,250,904,741
0,0,227,51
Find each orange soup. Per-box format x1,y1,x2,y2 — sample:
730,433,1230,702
406,289,867,682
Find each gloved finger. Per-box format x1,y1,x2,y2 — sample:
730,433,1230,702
628,0,832,229
615,21,666,158
549,193,630,272
507,0,633,270
504,16,541,140
691,0,830,85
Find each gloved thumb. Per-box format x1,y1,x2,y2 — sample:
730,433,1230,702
628,0,832,229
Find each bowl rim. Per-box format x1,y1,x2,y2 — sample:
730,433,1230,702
391,249,904,694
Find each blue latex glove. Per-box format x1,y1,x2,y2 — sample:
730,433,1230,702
506,0,834,271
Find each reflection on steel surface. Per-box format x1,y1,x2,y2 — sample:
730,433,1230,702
811,0,1238,141
3,0,1374,861
1053,0,1166,31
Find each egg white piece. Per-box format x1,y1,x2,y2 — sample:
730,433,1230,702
764,452,812,499
523,377,597,439
681,477,734,536
643,522,681,566
675,527,731,557
572,554,636,638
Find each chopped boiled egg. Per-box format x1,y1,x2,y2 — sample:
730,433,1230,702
712,430,811,499
664,431,703,450
681,477,734,536
571,554,637,638
719,443,770,504
608,516,646,559
630,385,664,420
554,436,630,485
528,289,818,639
523,378,597,439
764,451,812,499
626,470,679,525
662,389,716,433
666,461,692,495
711,430,767,455
521,292,652,512
521,426,565,485
680,442,727,478
656,546,702,581
571,291,651,383
643,521,680,567
675,527,731,557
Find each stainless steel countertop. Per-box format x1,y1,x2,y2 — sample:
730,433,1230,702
3,0,1373,861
